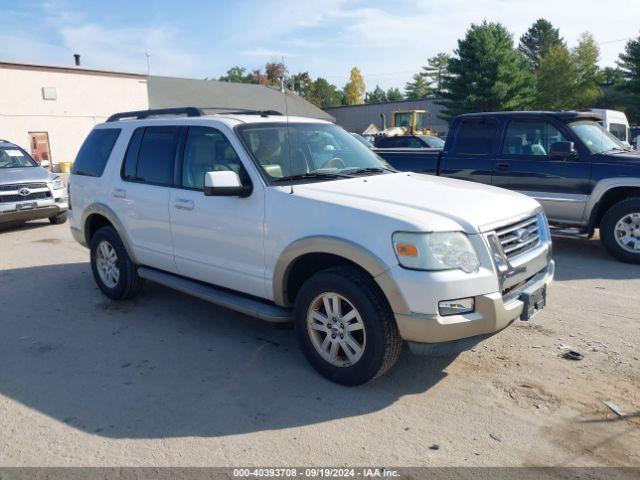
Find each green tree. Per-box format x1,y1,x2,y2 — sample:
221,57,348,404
422,52,450,95
386,87,404,101
343,67,366,105
218,66,254,83
307,77,343,107
405,73,432,99
439,21,535,120
571,32,602,107
519,18,563,71
616,34,640,122
365,85,387,103
535,44,578,110
290,72,313,97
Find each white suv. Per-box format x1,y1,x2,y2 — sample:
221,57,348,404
69,108,554,385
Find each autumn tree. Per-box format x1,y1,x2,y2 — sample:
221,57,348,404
571,32,602,107
343,67,366,105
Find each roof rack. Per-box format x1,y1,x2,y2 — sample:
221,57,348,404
202,107,283,117
106,107,204,122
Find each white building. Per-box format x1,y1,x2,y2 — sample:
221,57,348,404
0,61,149,168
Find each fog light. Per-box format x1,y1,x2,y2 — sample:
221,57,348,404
439,297,475,316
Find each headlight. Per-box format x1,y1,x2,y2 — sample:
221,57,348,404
50,176,65,190
392,232,480,273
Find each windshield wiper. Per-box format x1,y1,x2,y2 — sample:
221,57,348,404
341,167,394,176
273,172,352,182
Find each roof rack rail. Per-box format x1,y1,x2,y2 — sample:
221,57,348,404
106,107,204,122
202,107,283,117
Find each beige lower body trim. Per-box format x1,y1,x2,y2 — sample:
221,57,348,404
396,262,554,344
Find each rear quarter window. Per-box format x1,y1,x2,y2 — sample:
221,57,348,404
452,119,498,155
72,128,121,177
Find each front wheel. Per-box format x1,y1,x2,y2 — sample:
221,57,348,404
49,211,68,224
600,197,640,264
294,266,402,386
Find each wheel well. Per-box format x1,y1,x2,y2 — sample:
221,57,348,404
84,214,113,244
592,187,640,228
285,253,374,305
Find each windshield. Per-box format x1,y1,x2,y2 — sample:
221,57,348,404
0,146,38,168
238,123,392,182
421,136,445,148
394,113,413,128
568,120,627,154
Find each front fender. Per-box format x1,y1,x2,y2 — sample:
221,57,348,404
272,235,411,315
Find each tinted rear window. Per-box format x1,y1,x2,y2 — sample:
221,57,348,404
452,119,498,155
123,126,179,186
72,129,121,177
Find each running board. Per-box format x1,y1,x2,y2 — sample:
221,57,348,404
137,267,292,323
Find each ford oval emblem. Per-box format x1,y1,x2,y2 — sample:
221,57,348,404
18,188,30,196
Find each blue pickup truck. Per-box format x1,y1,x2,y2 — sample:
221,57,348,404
374,111,640,264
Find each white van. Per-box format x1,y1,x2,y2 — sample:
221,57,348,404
588,109,631,146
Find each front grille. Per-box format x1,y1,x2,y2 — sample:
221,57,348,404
0,182,48,191
495,215,540,259
0,191,51,203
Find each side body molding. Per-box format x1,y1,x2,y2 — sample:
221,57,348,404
272,235,411,315
81,203,139,264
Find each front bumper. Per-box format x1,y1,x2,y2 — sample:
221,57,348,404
394,259,554,344
0,185,68,224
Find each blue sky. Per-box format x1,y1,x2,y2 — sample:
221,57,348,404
1,0,639,91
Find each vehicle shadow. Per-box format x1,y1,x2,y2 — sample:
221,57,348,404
551,234,640,282
0,262,451,439
0,218,53,234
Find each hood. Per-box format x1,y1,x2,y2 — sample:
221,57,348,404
291,173,541,233
0,166,53,184
596,150,640,166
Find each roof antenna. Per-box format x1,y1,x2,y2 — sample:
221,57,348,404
280,57,294,194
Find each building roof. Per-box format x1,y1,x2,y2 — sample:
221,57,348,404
0,61,146,79
148,75,334,122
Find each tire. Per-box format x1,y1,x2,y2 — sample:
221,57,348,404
600,197,640,264
90,226,143,300
49,211,69,225
294,266,402,386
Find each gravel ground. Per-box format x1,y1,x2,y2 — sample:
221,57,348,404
0,220,638,467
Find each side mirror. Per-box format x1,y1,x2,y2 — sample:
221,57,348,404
204,171,252,197
549,141,577,159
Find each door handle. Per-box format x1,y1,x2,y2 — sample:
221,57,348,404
495,162,511,173
112,188,126,199
174,199,194,211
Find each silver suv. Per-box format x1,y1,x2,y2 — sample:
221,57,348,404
0,140,68,227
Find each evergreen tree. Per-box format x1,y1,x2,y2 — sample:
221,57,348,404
616,34,640,122
519,18,563,71
386,88,404,101
535,44,578,110
365,85,388,103
422,53,450,95
439,21,535,120
405,73,432,99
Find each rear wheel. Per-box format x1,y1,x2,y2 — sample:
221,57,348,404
600,197,640,264
294,266,402,386
90,226,143,299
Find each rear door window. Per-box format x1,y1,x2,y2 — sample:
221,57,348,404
122,126,179,186
452,119,498,155
72,128,121,177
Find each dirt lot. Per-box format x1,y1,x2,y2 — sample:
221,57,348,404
0,220,638,467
